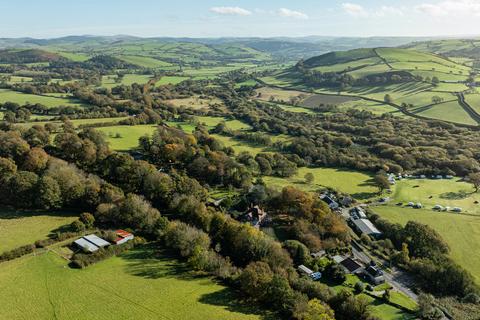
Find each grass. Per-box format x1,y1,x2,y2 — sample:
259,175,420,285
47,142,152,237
389,178,480,214
0,208,77,253
165,96,223,110
322,274,415,319
465,93,480,114
101,74,153,88
118,55,172,68
155,76,190,86
372,205,480,284
18,116,130,128
96,125,159,150
0,89,86,108
0,246,268,320
264,167,378,200
412,100,478,125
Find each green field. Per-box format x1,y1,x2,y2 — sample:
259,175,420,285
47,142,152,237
373,205,480,284
19,117,130,128
0,89,86,108
118,55,172,68
101,74,153,88
264,167,378,199
96,125,159,150
0,246,267,320
411,100,478,125
155,76,190,86
388,178,480,215
0,208,77,253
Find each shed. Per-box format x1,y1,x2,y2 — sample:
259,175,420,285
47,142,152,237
74,238,99,253
298,265,313,276
351,219,382,238
339,257,364,274
83,234,110,248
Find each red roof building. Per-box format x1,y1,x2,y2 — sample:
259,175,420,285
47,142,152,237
114,230,134,245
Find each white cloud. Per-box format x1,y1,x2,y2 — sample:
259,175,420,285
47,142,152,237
342,3,403,17
416,0,480,17
277,8,309,20
342,3,368,17
209,6,252,16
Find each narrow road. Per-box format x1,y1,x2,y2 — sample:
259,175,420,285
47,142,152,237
341,208,418,302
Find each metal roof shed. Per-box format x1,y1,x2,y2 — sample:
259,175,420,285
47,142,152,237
84,234,111,248
352,219,382,236
74,238,99,253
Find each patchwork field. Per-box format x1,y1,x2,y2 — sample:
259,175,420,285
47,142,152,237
0,89,86,108
0,246,267,320
0,208,77,253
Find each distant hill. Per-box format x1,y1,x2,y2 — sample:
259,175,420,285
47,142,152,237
0,35,433,62
0,48,63,63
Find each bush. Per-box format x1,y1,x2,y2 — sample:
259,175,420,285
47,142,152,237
354,281,365,294
0,244,35,262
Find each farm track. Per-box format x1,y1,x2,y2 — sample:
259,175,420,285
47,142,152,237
457,93,480,124
373,49,393,69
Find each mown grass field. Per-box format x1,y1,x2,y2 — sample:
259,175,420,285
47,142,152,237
0,246,268,320
372,205,480,284
264,167,378,199
0,208,77,253
96,125,159,151
0,89,86,108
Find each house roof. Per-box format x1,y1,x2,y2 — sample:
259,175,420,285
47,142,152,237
74,238,99,252
352,219,382,235
340,257,363,273
298,265,313,275
83,234,110,247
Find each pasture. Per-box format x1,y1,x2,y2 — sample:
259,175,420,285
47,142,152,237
372,205,480,284
0,246,267,320
0,89,86,108
96,125,159,150
300,94,359,107
0,208,77,253
155,76,190,86
165,96,223,110
410,100,478,126
264,167,378,199
101,74,153,89
388,178,480,215
118,55,172,68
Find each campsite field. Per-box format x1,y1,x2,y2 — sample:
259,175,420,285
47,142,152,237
0,246,268,320
372,205,480,284
0,208,77,253
264,167,378,199
0,89,86,108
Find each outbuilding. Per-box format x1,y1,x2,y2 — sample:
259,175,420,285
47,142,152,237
351,219,382,239
115,230,134,245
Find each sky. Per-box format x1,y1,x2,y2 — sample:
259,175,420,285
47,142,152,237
1,0,480,38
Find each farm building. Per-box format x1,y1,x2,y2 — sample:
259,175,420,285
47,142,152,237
114,230,134,245
74,234,110,253
349,207,367,220
363,265,385,285
74,238,100,253
240,205,268,228
338,257,364,274
320,194,339,210
297,265,321,280
351,219,382,239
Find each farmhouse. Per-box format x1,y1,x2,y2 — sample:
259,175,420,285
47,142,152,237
240,205,267,228
351,219,382,239
114,229,134,245
349,207,367,220
74,234,110,253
